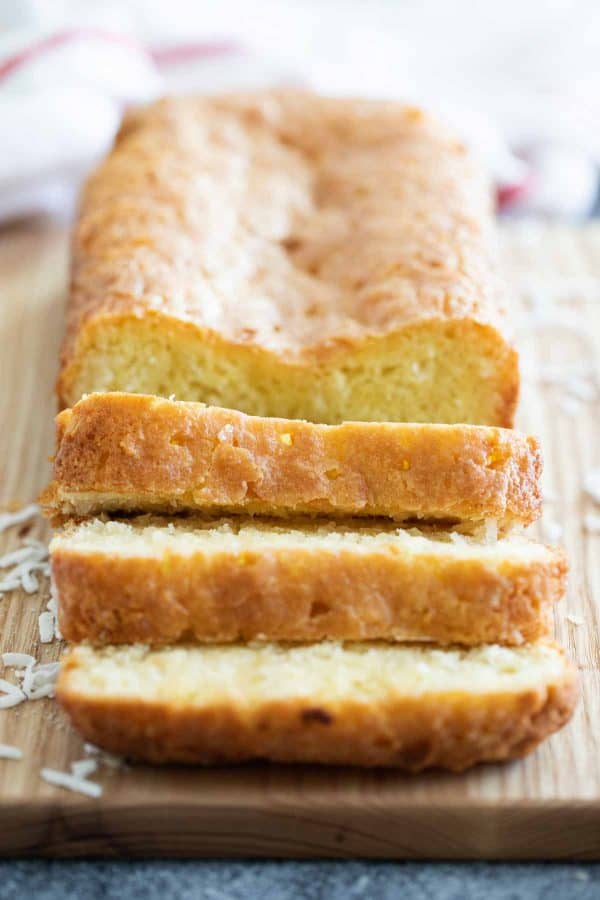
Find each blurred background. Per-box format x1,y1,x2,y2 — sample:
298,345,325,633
1,0,600,222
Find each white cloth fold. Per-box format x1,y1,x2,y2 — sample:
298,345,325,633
0,27,160,220
0,2,597,222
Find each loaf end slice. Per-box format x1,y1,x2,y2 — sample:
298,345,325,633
57,641,578,770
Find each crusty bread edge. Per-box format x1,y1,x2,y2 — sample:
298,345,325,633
50,538,565,646
56,646,579,770
42,391,539,525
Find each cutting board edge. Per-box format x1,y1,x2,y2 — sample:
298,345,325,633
1,797,599,859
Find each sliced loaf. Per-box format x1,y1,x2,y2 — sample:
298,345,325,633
50,516,565,646
43,393,542,527
56,641,578,769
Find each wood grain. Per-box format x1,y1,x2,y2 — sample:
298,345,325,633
0,217,599,858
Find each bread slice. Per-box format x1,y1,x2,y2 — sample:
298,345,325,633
43,393,541,527
56,641,577,769
50,516,565,646
57,91,518,425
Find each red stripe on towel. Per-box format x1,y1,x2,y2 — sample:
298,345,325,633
0,28,145,83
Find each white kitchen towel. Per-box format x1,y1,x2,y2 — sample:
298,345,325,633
0,0,597,222
0,27,160,220
0,23,302,222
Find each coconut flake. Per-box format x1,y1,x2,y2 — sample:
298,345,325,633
1,655,59,703
26,683,56,701
40,767,102,799
24,662,60,699
70,759,98,779
0,675,23,692
48,585,62,633
2,652,35,668
566,613,584,626
83,742,124,769
39,580,62,642
38,611,55,644
0,536,49,597
0,677,25,707
217,424,235,442
584,513,600,533
0,743,23,760
0,546,41,568
0,504,40,534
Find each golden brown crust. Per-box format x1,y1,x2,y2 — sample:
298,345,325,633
57,91,519,424
56,647,578,770
51,524,565,646
43,393,542,525
62,92,502,361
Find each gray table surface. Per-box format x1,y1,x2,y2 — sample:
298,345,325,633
1,861,599,899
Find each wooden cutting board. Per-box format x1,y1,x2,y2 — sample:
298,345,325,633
0,217,599,859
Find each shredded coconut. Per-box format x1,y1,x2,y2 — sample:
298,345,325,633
38,612,55,643
42,580,62,641
70,758,98,779
0,683,25,708
566,614,584,626
584,513,600,533
0,504,40,534
2,652,35,668
217,424,235,442
0,506,54,608
0,537,49,596
0,654,59,706
83,742,124,769
0,743,23,760
40,767,102,799
38,751,121,797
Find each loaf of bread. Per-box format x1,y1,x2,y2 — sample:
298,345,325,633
57,92,518,425
56,641,577,769
50,516,565,646
44,393,541,526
